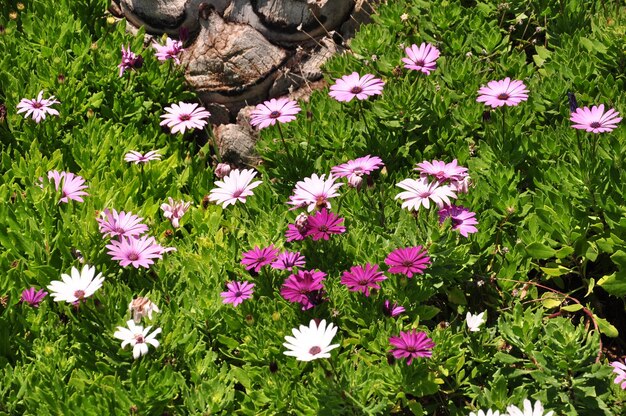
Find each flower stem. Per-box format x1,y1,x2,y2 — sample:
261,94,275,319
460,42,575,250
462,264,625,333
276,122,292,161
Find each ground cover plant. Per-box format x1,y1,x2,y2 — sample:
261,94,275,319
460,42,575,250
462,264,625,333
1,0,626,414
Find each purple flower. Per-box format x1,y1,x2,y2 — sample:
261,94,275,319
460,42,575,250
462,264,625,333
402,42,440,75
329,72,384,102
16,90,60,123
414,159,468,183
124,150,161,164
214,163,232,179
383,300,405,317
305,208,346,241
384,246,431,278
438,205,478,237
271,251,306,271
118,44,143,77
476,77,529,108
250,97,301,129
161,198,191,228
280,269,326,310
154,37,184,64
389,330,435,365
611,360,626,390
160,102,211,134
570,104,621,133
208,168,262,208
340,263,387,297
20,287,47,308
331,155,384,188
241,245,279,273
220,281,255,307
288,173,343,212
106,236,174,269
97,209,149,239
47,170,89,203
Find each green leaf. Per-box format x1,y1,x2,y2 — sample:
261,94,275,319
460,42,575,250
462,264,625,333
597,271,626,296
561,304,583,312
525,242,556,259
595,316,619,338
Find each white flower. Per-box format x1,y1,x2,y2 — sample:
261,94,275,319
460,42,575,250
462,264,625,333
507,399,554,416
470,410,501,416
160,197,191,228
283,319,339,361
47,265,104,304
395,177,457,212
466,311,486,332
129,297,160,323
114,319,162,359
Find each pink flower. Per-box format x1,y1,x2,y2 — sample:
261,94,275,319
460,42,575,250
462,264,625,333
154,37,184,64
47,170,89,203
329,72,385,102
208,168,262,208
285,214,310,242
220,281,255,307
280,269,326,310
570,104,621,133
250,97,301,129
476,77,529,108
241,245,279,273
611,360,626,390
395,177,457,211
160,102,211,134
451,175,471,194
438,205,478,237
305,208,346,241
331,155,384,187
288,173,343,212
402,42,440,75
214,163,231,179
383,300,405,317
16,90,59,123
160,197,191,228
271,251,306,271
124,150,161,164
97,209,149,239
414,159,468,183
106,236,173,269
385,246,431,278
118,44,143,77
340,263,387,297
20,287,47,308
389,330,435,365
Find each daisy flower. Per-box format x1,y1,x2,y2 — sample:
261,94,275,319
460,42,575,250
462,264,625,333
114,319,162,359
47,265,104,304
241,245,279,273
118,44,143,77
402,42,440,75
280,270,326,310
329,72,385,102
47,170,89,203
570,104,621,133
250,97,301,129
214,162,231,178
286,222,309,242
288,173,343,212
16,90,60,123
466,311,486,332
383,300,405,318
395,176,457,211
438,205,479,237
506,400,554,416
161,197,191,228
208,168,262,208
20,287,47,308
124,150,161,164
154,37,184,64
384,246,431,278
160,102,211,134
129,297,160,323
106,236,173,269
331,155,384,187
340,263,387,297
476,77,529,108
305,209,346,241
470,410,502,416
271,251,306,271
389,330,435,365
611,360,626,390
414,159,468,183
220,281,255,307
97,209,149,239
283,319,339,361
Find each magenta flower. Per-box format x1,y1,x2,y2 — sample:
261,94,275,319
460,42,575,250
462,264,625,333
402,42,440,75
214,162,231,179
16,90,59,123
395,177,457,211
570,104,621,133
160,102,211,134
220,281,255,307
383,300,405,317
47,170,89,203
161,197,191,228
106,236,174,269
250,97,301,129
385,246,431,278
305,208,346,241
329,72,385,102
154,37,184,64
414,159,468,183
241,245,279,273
438,205,478,237
97,209,149,239
280,269,326,310
271,251,306,271
208,168,262,208
20,287,47,308
389,330,435,365
477,77,529,108
285,214,310,242
288,173,343,212
118,44,143,77
611,360,626,390
331,155,384,187
124,150,161,164
340,263,387,297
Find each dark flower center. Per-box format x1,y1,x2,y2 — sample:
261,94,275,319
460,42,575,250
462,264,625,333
309,346,322,355
350,86,363,94
74,289,85,300
32,102,43,109
269,110,281,119
497,93,510,100
359,279,369,286
319,225,328,232
257,256,266,263
232,189,243,198
451,217,463,227
179,114,191,121
234,291,242,297
135,334,145,343
414,59,425,67
418,191,432,198
590,121,601,128
406,346,416,352
402,260,414,267
128,252,140,261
